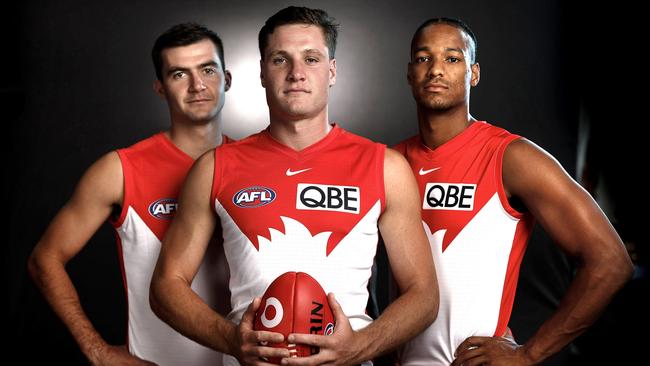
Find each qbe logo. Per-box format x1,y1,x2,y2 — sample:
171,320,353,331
423,183,476,211
148,198,178,220
233,186,276,208
296,183,360,214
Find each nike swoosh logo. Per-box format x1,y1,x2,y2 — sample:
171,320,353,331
286,168,312,176
419,167,441,175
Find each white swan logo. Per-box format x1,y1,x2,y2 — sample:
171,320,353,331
261,297,284,329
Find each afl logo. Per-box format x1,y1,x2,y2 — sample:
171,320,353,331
260,297,284,329
233,186,276,208
148,198,178,220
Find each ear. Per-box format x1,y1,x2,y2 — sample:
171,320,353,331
470,62,480,87
329,58,337,87
224,70,232,91
153,79,166,99
259,59,266,88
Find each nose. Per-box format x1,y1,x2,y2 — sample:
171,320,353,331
189,73,207,92
287,61,306,82
427,58,444,79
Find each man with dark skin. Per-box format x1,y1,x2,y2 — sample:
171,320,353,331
394,18,633,365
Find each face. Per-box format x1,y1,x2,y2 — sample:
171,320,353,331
260,24,336,121
407,24,479,112
155,38,231,124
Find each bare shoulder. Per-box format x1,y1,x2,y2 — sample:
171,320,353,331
503,137,576,202
194,148,216,169
383,147,412,176
188,148,216,182
503,138,558,167
71,151,124,206
176,148,216,207
382,147,419,210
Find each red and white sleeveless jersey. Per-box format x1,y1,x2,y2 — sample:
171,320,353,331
211,125,386,332
113,133,229,365
394,122,534,365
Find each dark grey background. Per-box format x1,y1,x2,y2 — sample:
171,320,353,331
6,0,645,364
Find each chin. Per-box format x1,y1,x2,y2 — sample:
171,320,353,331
418,97,452,111
188,112,218,123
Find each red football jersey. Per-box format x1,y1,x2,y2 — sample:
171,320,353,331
211,125,385,338
112,133,230,365
394,122,534,365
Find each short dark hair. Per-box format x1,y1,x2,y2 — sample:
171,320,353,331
258,6,339,60
411,17,478,64
152,23,225,81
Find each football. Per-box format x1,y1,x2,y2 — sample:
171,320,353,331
254,271,335,363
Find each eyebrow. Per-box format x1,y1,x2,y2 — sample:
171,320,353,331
413,46,465,54
166,61,219,76
445,47,465,54
267,49,326,58
304,49,325,57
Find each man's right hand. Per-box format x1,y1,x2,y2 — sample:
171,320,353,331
234,297,291,365
90,344,157,366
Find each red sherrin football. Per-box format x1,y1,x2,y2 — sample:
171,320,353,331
253,271,335,363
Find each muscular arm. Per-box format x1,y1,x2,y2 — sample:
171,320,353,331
285,149,438,365
355,148,439,359
149,151,288,365
505,139,633,363
149,151,234,351
454,139,633,365
27,152,150,365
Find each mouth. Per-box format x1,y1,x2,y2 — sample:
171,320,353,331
284,89,311,94
186,98,213,103
423,83,448,92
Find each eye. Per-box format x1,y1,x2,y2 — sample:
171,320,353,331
203,67,218,76
415,56,430,63
447,56,461,63
172,71,186,80
306,57,319,64
272,57,287,65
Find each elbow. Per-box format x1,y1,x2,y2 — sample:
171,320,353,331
427,285,440,326
607,243,635,286
149,273,165,320
416,280,439,327
27,247,47,285
589,246,634,291
618,251,635,285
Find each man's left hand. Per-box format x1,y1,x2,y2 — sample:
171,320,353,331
451,336,532,366
280,293,364,366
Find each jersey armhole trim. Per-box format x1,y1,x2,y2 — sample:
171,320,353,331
377,143,387,214
111,149,131,227
496,136,526,219
210,148,222,213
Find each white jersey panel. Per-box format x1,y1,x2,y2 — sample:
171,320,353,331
116,206,222,365
215,199,381,331
402,194,518,365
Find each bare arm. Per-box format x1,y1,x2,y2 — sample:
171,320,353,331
285,148,439,365
149,151,231,350
27,152,154,365
453,139,633,365
149,151,288,364
356,148,439,358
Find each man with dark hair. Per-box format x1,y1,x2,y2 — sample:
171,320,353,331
28,22,232,365
394,17,633,365
150,6,438,366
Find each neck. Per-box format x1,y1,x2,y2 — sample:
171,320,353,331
268,109,331,151
167,117,223,160
417,103,475,150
